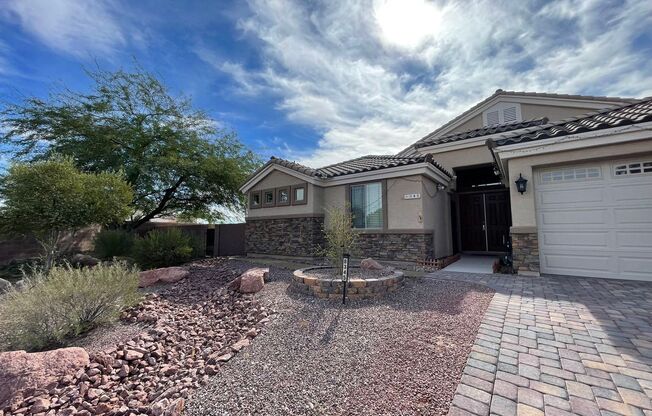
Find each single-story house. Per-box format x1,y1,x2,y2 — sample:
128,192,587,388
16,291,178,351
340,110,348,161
240,90,652,281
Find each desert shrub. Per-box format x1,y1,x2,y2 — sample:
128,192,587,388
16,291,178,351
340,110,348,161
94,229,135,259
321,205,357,270
0,262,140,351
133,228,194,269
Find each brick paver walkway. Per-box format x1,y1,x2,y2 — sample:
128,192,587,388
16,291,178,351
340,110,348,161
427,271,652,416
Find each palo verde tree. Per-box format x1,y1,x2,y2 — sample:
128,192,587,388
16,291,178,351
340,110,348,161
0,158,133,270
0,67,259,228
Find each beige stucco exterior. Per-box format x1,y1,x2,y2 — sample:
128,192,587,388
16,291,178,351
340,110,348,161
247,170,324,218
520,103,595,122
504,138,652,228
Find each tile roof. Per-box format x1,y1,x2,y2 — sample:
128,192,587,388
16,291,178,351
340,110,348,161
494,97,652,147
413,117,549,149
249,154,452,183
410,89,636,151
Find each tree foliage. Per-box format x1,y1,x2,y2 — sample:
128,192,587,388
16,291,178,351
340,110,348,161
1,67,259,228
0,158,133,268
321,205,357,271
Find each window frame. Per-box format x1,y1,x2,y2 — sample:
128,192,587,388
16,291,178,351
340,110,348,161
262,188,276,207
348,180,387,231
249,190,262,209
276,186,291,206
613,160,652,177
291,183,308,205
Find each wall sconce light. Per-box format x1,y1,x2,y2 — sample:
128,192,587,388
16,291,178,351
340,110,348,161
515,173,528,194
436,184,446,191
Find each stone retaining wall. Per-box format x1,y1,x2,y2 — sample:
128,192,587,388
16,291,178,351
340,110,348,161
292,267,404,300
511,231,540,276
355,233,432,262
245,216,325,257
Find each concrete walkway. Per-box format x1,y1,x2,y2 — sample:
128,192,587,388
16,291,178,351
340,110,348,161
426,271,652,416
444,255,498,274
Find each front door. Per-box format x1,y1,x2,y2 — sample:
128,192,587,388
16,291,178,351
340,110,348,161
458,190,511,252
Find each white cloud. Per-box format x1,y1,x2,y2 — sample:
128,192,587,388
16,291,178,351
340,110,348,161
199,0,652,167
1,0,131,57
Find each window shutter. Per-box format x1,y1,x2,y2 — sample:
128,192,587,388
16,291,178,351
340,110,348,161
486,110,500,126
503,106,517,123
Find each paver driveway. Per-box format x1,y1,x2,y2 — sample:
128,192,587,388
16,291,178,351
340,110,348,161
427,271,652,416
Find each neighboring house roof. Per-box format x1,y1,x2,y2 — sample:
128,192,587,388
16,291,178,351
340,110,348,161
494,97,652,147
412,117,549,149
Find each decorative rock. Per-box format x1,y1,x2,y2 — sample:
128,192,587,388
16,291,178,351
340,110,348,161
71,253,100,267
237,268,268,293
30,398,50,413
0,278,11,293
138,267,189,288
360,258,384,270
0,348,89,408
124,350,143,361
231,338,250,352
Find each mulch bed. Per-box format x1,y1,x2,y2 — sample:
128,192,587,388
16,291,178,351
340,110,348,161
187,267,495,416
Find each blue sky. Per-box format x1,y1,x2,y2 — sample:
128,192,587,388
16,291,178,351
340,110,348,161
1,0,652,169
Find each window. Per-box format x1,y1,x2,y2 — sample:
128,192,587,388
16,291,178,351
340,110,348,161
540,166,601,183
350,182,383,229
262,189,275,207
276,187,290,206
291,184,307,205
614,161,652,176
483,102,522,126
249,191,261,209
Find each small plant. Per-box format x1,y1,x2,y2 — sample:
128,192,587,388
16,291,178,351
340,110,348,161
133,228,195,269
94,229,135,259
0,262,140,352
321,205,357,271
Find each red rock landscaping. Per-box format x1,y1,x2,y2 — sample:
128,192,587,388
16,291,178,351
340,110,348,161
0,259,272,416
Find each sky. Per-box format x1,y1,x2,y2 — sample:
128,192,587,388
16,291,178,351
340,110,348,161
1,0,652,170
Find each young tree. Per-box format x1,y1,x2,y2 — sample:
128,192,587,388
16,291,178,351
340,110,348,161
0,67,259,228
322,205,357,271
0,159,133,270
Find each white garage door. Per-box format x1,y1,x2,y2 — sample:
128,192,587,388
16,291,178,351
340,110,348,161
535,159,652,281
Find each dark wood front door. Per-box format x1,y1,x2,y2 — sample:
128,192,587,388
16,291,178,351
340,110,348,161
458,190,511,252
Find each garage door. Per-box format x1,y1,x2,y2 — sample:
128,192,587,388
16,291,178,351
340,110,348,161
535,159,652,280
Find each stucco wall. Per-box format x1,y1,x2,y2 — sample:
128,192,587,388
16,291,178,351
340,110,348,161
506,139,652,228
247,170,324,218
421,178,453,258
520,103,596,123
387,176,423,229
427,145,495,172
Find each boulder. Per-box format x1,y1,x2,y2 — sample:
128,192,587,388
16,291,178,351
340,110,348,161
360,258,384,270
0,278,11,294
236,268,268,293
0,347,89,407
71,253,100,267
139,267,189,288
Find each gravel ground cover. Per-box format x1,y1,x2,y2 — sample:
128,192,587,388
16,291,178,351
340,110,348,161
306,266,394,280
2,258,271,415
187,266,494,416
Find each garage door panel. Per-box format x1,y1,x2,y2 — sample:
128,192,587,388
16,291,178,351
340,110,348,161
616,231,652,248
537,188,604,205
542,231,609,248
612,183,652,202
542,253,611,272
540,209,607,225
535,160,652,281
614,207,652,225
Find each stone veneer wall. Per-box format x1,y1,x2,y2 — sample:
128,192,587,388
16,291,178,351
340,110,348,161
292,267,404,300
355,233,433,262
245,216,325,257
511,232,540,275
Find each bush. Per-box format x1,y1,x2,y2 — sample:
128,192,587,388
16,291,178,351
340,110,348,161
321,205,357,270
133,228,195,269
0,262,140,351
94,229,135,259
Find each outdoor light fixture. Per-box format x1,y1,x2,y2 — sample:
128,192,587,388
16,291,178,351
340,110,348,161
436,184,446,191
341,252,350,305
515,173,528,194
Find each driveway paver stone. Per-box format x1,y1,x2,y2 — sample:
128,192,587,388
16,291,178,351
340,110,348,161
427,271,652,416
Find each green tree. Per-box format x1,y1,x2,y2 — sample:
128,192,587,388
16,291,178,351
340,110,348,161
1,67,259,228
0,159,133,270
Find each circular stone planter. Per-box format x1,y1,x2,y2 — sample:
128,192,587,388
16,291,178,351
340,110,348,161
292,266,404,300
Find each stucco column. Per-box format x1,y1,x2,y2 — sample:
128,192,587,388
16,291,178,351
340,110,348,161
506,158,539,276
